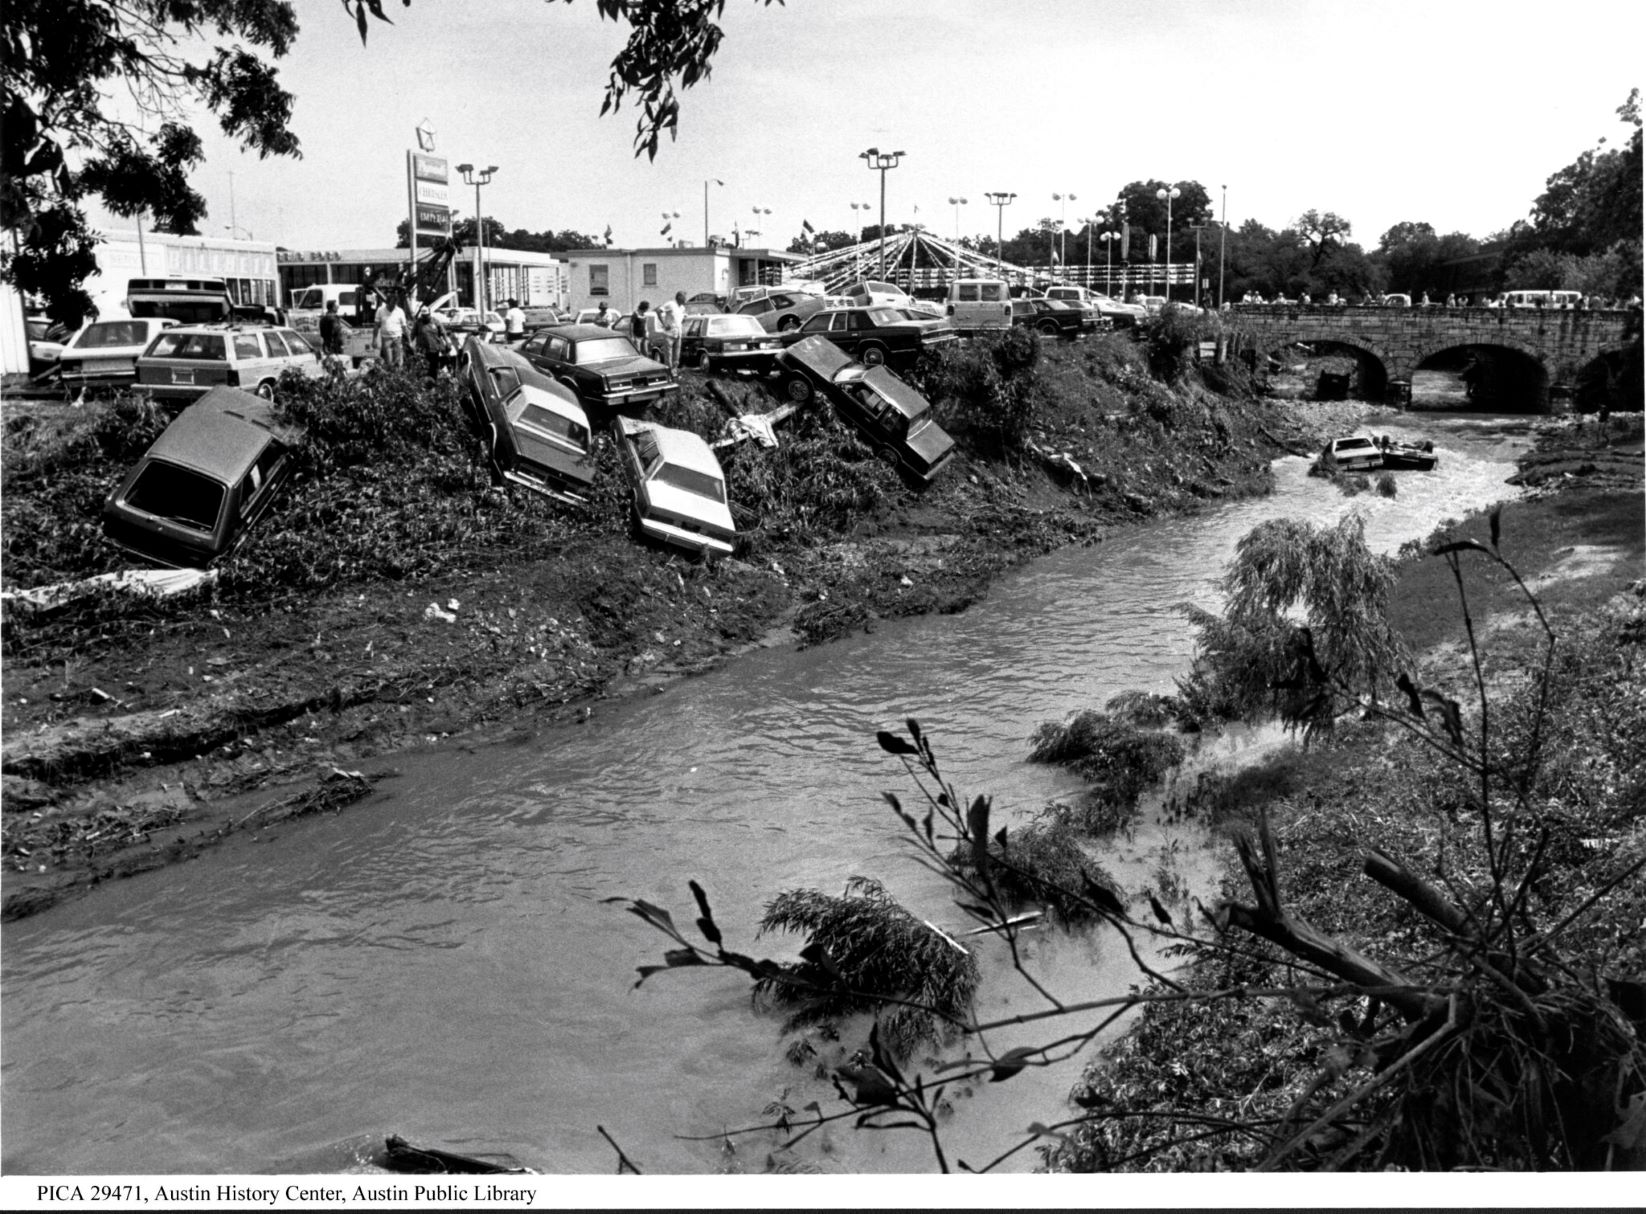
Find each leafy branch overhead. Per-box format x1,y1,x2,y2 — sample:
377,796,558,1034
346,0,786,161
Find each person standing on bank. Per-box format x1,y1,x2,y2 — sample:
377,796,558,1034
504,298,525,341
376,292,408,369
319,300,346,366
630,301,650,352
656,291,684,371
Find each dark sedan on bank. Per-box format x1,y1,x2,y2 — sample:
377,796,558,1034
102,386,304,568
781,305,956,369
458,336,596,504
516,324,676,415
679,313,785,373
776,336,956,484
1010,296,1097,339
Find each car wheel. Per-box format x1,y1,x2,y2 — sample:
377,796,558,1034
255,379,276,400
860,343,887,367
783,375,813,404
778,315,800,332
1038,320,1060,336
876,445,902,470
696,349,713,372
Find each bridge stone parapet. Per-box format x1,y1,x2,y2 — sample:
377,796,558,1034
1231,304,1637,409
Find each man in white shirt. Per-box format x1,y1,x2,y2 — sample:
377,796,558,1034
376,293,408,369
504,298,525,341
655,291,684,370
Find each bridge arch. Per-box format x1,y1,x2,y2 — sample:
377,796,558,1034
1258,331,1393,400
1415,339,1550,412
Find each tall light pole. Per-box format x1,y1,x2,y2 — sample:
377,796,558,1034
849,202,870,276
1099,229,1119,298
984,192,1015,279
748,205,771,247
1155,184,1181,303
860,147,905,280
703,178,723,247
457,163,498,312
948,196,967,242
1052,191,1076,279
1190,222,1206,307
1218,184,1228,309
1081,217,1095,285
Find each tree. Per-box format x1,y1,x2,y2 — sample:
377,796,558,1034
786,228,851,255
1113,180,1213,244
1291,209,1353,268
2,0,301,326
4,0,769,325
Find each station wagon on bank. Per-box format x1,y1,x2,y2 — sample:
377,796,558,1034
102,386,305,568
56,318,177,390
137,324,327,403
517,324,676,415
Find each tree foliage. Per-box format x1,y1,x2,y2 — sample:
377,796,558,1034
5,0,775,325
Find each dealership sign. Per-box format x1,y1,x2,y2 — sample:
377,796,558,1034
406,149,451,246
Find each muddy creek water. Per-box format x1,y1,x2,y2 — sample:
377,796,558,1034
2,414,1531,1176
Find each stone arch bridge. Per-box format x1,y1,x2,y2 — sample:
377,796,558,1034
1232,305,1636,410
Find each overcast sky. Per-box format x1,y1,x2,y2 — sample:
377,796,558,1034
179,0,1640,254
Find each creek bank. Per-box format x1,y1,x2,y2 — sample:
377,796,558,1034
1041,412,1644,1171
0,338,1481,919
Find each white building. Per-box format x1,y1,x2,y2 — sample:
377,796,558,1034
84,228,280,319
561,245,804,314
276,245,569,316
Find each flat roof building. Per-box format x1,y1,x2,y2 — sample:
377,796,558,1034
275,245,570,315
560,246,804,313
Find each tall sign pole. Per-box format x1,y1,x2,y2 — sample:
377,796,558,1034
406,121,450,307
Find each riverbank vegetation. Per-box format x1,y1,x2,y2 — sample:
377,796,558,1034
611,440,1645,1172
1,334,1296,919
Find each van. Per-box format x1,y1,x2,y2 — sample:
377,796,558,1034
125,277,233,325
288,283,364,315
1499,289,1582,309
946,278,1011,332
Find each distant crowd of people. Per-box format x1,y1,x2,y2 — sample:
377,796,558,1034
1236,289,1641,310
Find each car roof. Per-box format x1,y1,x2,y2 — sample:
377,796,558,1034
860,367,929,417
618,416,723,477
546,324,626,340
144,386,303,480
785,334,854,378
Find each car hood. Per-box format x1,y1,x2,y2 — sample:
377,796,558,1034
646,481,735,534
906,417,956,468
512,426,596,486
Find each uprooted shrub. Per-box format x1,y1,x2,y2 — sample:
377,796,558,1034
1177,512,1408,735
924,327,1046,457
946,811,1126,926
753,876,979,1061
1028,709,1187,815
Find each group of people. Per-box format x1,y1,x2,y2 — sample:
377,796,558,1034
599,290,688,371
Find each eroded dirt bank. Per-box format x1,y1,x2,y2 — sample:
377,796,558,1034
2,336,1635,921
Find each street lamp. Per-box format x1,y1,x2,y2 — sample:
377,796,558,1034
948,196,968,242
704,178,723,247
1081,217,1095,284
748,204,771,246
1156,184,1181,304
1052,191,1076,279
860,146,905,280
984,192,1015,279
1218,184,1228,309
1099,229,1119,298
457,163,499,312
1189,222,1206,307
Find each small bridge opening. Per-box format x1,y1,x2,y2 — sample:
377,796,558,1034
1420,344,1549,413
1268,340,1388,402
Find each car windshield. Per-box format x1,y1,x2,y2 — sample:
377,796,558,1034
516,398,590,449
124,461,225,532
653,463,725,503
146,332,227,360
572,337,639,364
865,307,903,326
76,321,151,348
705,316,764,337
1336,438,1376,453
